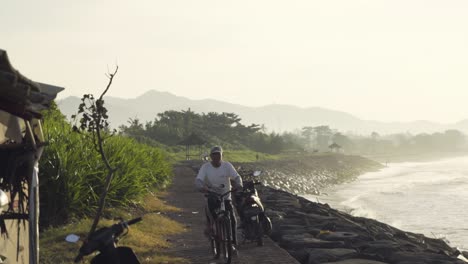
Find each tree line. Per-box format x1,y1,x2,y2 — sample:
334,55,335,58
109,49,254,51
119,109,299,154
300,125,467,156
120,109,468,156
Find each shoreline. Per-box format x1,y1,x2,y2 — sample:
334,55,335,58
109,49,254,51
257,185,464,264
363,151,468,164
305,155,468,255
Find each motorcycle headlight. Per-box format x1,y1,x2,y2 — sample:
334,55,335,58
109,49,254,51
0,190,8,213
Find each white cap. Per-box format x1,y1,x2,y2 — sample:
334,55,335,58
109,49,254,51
210,146,223,154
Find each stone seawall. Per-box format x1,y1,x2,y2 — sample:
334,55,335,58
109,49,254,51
258,186,463,264
236,154,383,195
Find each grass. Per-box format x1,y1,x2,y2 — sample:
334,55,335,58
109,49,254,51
39,192,188,264
169,148,282,163
223,149,281,162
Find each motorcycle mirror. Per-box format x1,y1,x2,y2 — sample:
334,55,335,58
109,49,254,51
253,170,262,177
65,234,80,243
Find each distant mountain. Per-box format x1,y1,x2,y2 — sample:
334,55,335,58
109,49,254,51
57,90,467,135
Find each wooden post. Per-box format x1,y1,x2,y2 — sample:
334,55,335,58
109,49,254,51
25,120,39,264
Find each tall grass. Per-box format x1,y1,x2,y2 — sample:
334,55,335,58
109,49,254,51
39,105,172,227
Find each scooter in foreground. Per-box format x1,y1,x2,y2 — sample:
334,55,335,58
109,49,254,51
66,217,143,264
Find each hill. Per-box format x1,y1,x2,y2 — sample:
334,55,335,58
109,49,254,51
58,90,464,135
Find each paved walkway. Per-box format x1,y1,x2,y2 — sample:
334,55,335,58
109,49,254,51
161,166,299,264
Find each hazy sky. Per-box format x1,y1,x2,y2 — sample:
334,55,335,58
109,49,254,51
2,1,468,123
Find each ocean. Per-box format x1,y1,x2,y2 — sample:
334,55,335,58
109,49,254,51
305,156,468,251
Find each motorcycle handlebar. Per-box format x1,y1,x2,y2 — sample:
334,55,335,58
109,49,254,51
127,217,142,226
204,189,234,199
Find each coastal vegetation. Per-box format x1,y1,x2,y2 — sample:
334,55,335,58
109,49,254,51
119,109,468,161
39,103,172,227
118,110,296,154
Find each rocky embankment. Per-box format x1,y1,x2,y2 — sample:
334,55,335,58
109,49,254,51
258,186,463,264
236,154,383,195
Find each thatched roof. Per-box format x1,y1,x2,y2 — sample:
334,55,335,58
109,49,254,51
177,133,206,145
0,49,64,120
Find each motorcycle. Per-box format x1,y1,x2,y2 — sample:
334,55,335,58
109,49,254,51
236,170,272,246
66,217,143,264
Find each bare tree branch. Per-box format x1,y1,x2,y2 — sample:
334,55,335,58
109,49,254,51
87,66,119,236
71,65,120,237
99,66,118,101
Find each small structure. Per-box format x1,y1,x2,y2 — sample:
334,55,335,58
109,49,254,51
0,49,63,264
329,142,343,153
177,132,207,160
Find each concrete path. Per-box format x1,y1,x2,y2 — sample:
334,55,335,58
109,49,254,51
161,166,299,264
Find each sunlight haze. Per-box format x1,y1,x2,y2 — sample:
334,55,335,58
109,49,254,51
2,0,468,123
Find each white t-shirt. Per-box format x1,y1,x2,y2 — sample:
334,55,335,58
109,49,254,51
195,161,242,200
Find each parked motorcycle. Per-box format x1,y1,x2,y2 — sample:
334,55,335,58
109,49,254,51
66,217,143,264
236,171,272,246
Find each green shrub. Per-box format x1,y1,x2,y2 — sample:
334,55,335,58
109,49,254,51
39,105,172,227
